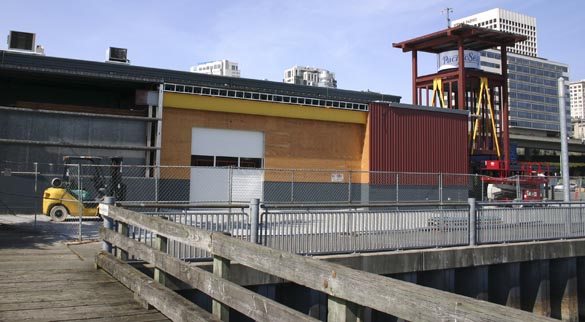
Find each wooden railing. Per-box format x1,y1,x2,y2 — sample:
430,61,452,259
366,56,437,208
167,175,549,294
97,203,555,322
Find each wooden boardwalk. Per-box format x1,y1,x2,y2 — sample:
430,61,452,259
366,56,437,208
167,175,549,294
0,222,170,322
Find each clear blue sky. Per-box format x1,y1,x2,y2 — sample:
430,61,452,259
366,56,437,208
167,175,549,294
1,0,583,103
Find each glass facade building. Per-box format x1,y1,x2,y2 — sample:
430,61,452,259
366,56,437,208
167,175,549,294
480,49,570,134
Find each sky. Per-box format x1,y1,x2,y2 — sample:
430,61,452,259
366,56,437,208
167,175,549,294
1,0,583,103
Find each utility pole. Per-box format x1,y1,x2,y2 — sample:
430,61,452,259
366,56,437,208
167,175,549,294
442,7,454,28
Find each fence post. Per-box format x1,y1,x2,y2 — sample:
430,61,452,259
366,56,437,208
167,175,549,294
77,164,83,241
34,162,38,229
439,173,443,204
396,173,399,202
348,170,352,203
213,253,231,321
468,198,476,246
291,170,295,203
102,196,116,253
250,198,260,244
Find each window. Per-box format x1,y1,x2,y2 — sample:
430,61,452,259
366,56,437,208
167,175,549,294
216,156,238,167
191,155,214,167
240,158,262,168
191,155,262,168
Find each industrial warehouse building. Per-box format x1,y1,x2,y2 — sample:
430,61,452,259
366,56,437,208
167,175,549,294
0,49,469,210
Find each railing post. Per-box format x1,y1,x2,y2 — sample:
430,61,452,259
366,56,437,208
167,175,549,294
468,198,476,246
213,253,231,321
117,220,129,261
154,233,168,285
250,198,260,244
102,196,116,253
328,296,358,322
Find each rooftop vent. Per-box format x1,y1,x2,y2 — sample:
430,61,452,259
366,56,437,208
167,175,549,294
7,31,35,52
107,47,128,63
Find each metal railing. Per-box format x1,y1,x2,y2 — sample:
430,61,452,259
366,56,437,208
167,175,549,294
476,201,585,244
111,199,585,260
125,204,250,260
260,204,469,255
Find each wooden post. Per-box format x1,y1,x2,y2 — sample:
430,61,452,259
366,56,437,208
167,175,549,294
117,221,129,261
213,254,230,322
154,234,167,285
328,296,358,322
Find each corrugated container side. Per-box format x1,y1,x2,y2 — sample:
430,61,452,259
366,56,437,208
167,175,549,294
369,102,468,185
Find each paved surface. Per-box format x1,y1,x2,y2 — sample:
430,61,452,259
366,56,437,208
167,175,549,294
0,215,170,322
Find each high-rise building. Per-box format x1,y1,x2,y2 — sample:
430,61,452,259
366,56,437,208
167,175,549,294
283,66,337,88
570,80,585,120
479,49,569,134
190,60,240,78
452,8,537,57
453,8,570,137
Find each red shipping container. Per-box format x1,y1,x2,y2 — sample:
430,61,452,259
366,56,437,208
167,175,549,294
369,102,469,185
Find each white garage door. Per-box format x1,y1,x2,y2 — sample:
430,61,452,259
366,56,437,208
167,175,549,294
190,127,264,203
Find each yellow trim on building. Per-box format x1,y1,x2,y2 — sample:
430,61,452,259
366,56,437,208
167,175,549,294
163,92,367,124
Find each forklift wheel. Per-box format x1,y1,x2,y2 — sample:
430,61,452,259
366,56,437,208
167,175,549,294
50,205,69,222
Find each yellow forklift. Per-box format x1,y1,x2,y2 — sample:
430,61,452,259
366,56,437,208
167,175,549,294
42,156,125,222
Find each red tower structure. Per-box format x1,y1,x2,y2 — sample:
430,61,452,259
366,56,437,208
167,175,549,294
393,25,526,175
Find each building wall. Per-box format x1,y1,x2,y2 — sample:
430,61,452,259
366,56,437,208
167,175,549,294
480,49,570,135
452,8,538,57
369,102,469,175
161,93,367,172
570,80,585,121
190,59,240,78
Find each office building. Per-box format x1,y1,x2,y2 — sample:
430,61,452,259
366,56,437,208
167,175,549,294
453,8,570,137
452,8,537,57
479,49,569,135
190,60,240,77
283,66,337,88
570,80,585,120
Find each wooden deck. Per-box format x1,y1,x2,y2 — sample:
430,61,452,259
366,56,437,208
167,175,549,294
0,222,170,322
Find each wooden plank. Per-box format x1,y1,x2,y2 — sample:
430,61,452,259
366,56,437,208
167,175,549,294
0,249,73,256
209,231,557,322
0,302,154,321
0,225,169,322
0,279,118,293
0,293,139,311
64,312,170,322
0,270,113,283
65,312,169,322
96,252,220,322
0,283,135,304
102,228,319,322
0,253,81,262
0,260,95,271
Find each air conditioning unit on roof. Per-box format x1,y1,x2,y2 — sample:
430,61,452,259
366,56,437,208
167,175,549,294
107,47,128,63
7,31,36,52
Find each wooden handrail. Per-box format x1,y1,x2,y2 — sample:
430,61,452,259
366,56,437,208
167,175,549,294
99,204,555,322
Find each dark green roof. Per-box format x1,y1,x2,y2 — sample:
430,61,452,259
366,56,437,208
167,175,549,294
0,50,400,104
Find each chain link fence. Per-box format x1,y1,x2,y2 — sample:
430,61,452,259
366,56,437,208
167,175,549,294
4,160,585,241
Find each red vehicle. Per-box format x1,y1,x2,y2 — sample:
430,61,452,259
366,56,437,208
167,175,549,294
482,161,550,202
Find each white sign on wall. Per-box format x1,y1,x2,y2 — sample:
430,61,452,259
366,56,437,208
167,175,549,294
437,50,481,71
